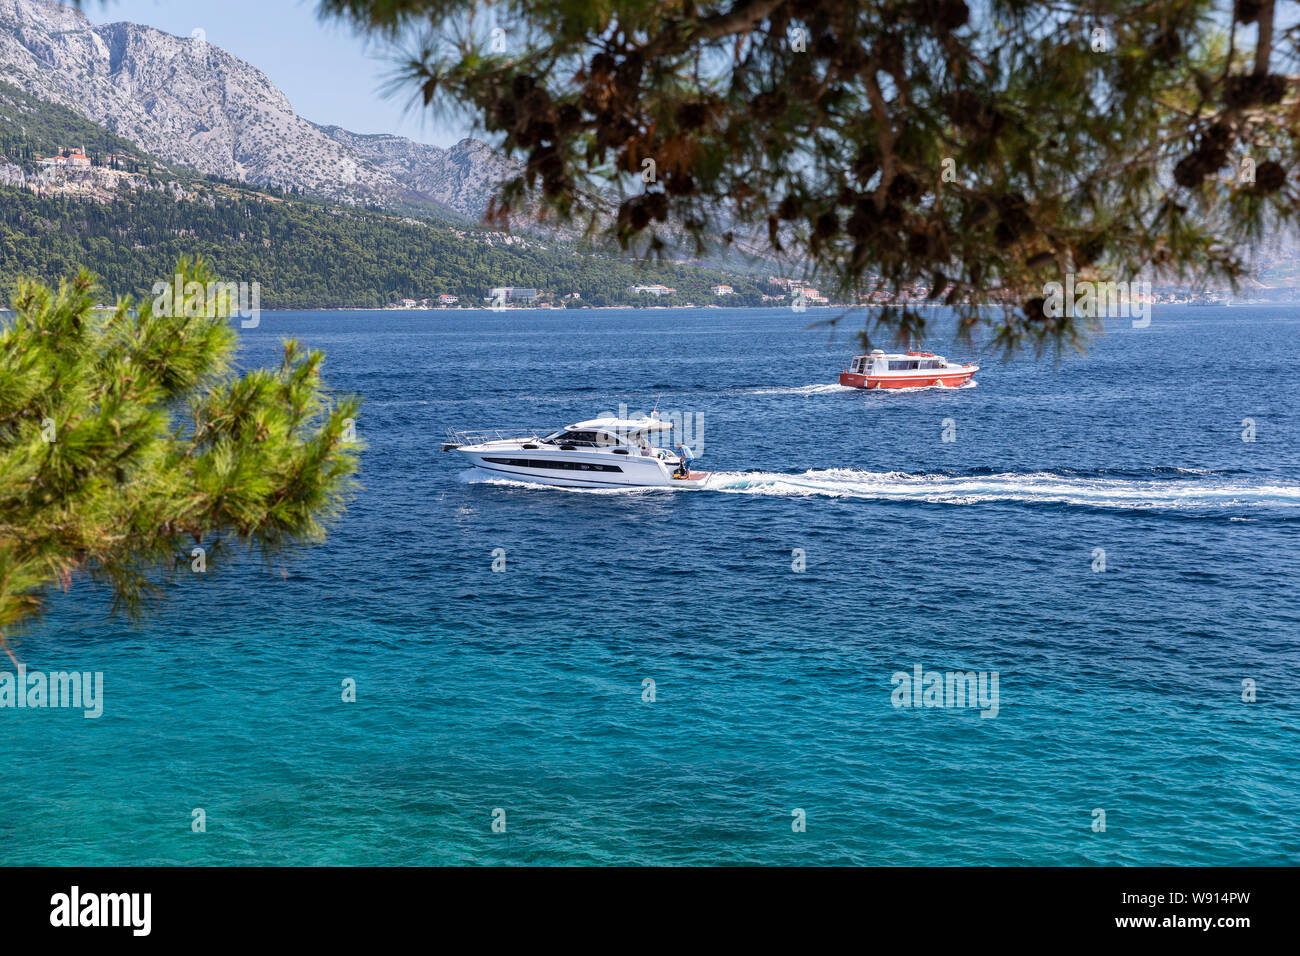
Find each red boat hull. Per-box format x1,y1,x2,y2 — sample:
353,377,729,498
838,369,976,389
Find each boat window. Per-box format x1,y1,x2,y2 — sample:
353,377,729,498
554,430,600,444
482,457,623,473
888,360,922,371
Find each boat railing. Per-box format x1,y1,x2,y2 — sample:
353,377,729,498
444,427,548,447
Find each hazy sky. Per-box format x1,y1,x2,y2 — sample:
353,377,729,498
82,0,470,147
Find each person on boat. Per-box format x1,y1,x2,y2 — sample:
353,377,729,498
674,443,694,478
639,435,653,456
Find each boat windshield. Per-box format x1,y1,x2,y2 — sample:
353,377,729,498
541,429,619,446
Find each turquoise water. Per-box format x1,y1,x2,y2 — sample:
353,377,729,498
3,306,1298,865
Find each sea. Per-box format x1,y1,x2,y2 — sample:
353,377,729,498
3,304,1297,865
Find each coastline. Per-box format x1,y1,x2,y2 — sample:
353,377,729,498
44,300,1298,315
3,299,1296,317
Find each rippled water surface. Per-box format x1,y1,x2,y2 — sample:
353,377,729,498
4,305,1298,865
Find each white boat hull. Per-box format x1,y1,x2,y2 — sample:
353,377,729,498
458,447,687,488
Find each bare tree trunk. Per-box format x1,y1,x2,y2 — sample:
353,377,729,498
1255,0,1275,75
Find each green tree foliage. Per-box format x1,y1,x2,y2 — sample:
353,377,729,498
0,257,361,649
0,183,766,307
321,0,1300,349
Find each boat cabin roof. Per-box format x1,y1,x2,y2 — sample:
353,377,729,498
568,416,674,433
852,350,940,360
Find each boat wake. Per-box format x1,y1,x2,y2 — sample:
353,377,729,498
872,379,979,393
748,380,978,395
748,383,857,395
458,466,1300,511
704,469,1300,511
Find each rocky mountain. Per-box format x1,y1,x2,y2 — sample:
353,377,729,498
318,127,522,221
0,0,511,216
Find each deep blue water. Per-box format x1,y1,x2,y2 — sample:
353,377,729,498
3,305,1298,865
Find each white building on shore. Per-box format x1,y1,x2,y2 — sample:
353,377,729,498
37,146,92,168
487,287,540,304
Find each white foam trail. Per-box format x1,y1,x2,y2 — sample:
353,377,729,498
705,469,1300,510
748,383,857,395
458,467,1300,510
749,381,979,395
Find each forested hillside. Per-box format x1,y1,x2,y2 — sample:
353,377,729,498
0,183,767,308
0,68,768,309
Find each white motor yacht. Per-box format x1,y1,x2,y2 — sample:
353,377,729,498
442,414,708,488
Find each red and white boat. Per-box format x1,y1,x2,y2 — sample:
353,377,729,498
838,349,978,389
